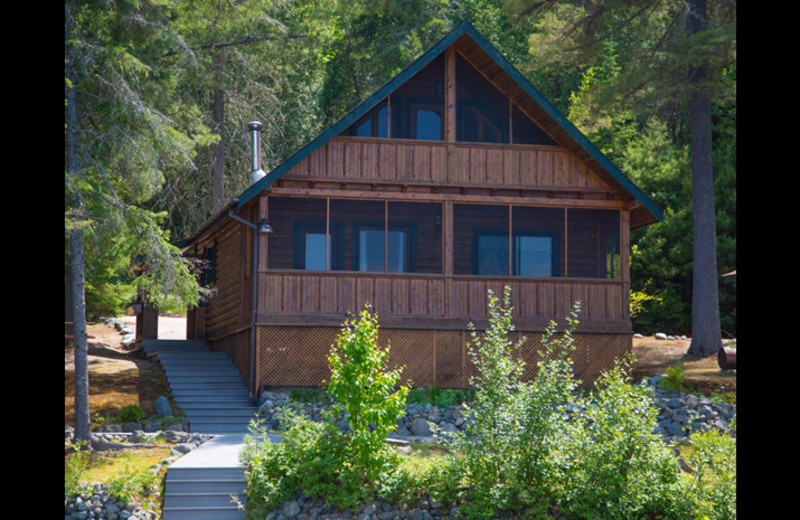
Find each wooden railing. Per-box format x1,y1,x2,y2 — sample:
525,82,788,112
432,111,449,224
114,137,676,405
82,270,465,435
284,137,613,193
257,270,629,332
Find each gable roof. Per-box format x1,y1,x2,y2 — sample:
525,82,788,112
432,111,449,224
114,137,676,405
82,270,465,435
225,20,661,237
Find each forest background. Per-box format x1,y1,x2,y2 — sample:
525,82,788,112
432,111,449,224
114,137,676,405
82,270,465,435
65,0,736,339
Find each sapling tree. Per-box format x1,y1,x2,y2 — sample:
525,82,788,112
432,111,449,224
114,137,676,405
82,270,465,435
326,305,410,485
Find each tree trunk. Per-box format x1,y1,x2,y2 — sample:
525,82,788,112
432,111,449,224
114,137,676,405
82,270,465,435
66,0,92,444
686,0,722,357
210,52,226,214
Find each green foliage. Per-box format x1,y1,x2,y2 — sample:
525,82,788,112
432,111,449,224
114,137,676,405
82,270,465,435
407,386,474,408
681,429,737,520
242,412,371,515
660,361,693,394
119,404,146,423
445,287,581,519
103,462,159,504
243,307,411,514
65,441,92,498
326,305,411,484
554,359,686,520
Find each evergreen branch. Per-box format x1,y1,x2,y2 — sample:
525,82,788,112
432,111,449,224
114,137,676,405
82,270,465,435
163,33,307,57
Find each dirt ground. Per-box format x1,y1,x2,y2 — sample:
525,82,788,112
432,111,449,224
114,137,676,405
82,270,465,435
64,316,186,426
631,336,736,399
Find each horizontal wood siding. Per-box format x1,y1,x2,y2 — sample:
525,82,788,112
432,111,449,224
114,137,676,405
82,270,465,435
197,217,251,341
257,271,628,332
285,138,610,192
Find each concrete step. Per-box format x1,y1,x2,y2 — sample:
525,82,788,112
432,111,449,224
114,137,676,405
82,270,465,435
165,478,247,494
187,423,253,434
174,396,255,406
185,415,258,425
162,505,245,520
169,379,246,388
142,339,210,355
167,467,246,480
164,492,246,508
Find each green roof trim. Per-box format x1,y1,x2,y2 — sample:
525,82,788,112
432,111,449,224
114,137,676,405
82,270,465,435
234,20,662,223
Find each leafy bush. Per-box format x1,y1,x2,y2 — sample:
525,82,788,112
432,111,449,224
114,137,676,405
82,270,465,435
119,404,146,423
445,287,581,519
65,441,92,497
553,358,687,519
241,411,370,515
326,305,410,484
680,429,737,520
243,306,411,514
660,360,693,393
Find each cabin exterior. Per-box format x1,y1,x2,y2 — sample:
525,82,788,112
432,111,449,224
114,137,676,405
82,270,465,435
178,22,662,396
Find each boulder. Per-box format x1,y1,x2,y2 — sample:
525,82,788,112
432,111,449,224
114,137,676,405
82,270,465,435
154,396,172,417
410,418,432,436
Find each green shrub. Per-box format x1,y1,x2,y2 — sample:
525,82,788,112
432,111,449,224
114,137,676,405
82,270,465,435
445,287,581,519
241,411,370,516
326,305,410,484
65,441,92,497
660,360,693,393
681,429,737,520
553,358,687,519
243,306,411,514
119,404,146,423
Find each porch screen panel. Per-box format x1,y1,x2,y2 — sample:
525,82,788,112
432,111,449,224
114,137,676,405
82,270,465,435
457,54,509,144
567,209,620,279
388,201,442,274
512,206,563,277
268,197,329,270
329,199,385,271
453,204,509,275
390,54,445,141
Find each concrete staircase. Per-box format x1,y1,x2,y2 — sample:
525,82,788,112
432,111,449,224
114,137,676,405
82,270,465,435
142,339,262,520
142,339,259,434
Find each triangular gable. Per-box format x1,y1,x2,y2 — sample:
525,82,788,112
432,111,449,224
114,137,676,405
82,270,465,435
234,20,662,226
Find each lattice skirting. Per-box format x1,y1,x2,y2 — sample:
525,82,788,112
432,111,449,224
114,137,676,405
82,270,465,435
256,326,631,390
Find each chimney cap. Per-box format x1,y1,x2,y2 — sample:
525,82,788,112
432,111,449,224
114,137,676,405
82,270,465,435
248,121,263,131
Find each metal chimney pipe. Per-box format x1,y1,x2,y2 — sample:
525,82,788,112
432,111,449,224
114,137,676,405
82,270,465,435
249,121,266,185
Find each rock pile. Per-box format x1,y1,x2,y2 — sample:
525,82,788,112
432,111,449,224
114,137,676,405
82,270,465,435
64,482,159,520
259,374,735,444
639,373,736,442
103,317,135,347
263,493,483,520
64,429,213,520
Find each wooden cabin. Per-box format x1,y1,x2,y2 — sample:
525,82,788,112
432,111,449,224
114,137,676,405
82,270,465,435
177,21,662,396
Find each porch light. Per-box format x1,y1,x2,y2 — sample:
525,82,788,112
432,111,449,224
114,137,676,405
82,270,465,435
257,218,273,234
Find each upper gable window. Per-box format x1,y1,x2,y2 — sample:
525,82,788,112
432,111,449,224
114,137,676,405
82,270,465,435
456,53,508,144
339,51,557,146
348,102,388,138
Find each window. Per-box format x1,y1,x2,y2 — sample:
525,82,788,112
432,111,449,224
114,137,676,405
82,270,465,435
412,106,442,140
514,233,559,277
294,221,343,270
475,230,509,276
351,103,388,138
472,230,559,277
354,223,414,273
201,243,216,287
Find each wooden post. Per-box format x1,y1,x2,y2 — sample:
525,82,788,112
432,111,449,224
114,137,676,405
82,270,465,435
443,200,454,317
445,46,456,143
621,209,630,321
